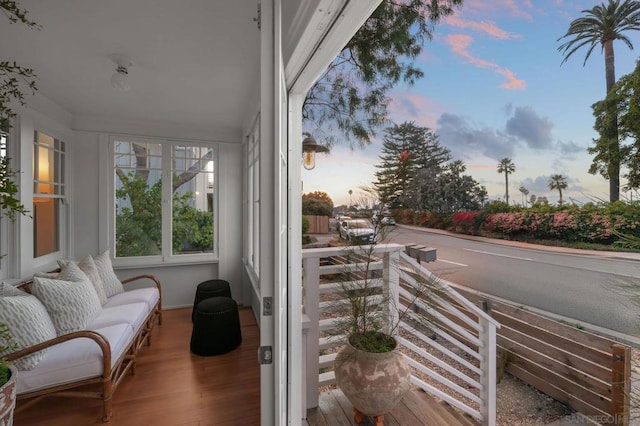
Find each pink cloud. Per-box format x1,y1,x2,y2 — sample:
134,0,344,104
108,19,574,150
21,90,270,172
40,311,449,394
446,16,519,39
445,34,526,90
388,92,442,128
462,0,534,21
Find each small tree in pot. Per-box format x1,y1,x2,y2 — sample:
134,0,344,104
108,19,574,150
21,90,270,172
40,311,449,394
328,206,441,425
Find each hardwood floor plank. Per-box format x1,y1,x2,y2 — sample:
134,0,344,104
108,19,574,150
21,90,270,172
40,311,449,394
14,308,261,426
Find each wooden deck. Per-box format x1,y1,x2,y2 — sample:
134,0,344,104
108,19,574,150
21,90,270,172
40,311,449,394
307,388,480,426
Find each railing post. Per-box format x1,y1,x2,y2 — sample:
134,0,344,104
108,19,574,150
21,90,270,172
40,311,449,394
383,249,400,336
612,343,631,426
302,255,320,409
478,314,497,426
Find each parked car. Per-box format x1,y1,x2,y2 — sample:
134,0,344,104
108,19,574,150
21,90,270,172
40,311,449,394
338,219,376,244
372,214,396,226
381,216,396,226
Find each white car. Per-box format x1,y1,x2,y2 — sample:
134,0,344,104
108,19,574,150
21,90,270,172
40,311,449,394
338,219,376,244
372,214,396,226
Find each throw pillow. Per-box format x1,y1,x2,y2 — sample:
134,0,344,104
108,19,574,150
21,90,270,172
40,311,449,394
93,250,124,298
0,282,57,370
58,255,108,305
32,264,102,336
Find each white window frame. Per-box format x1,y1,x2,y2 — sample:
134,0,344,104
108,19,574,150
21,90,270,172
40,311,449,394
244,117,260,288
28,129,68,271
33,130,66,259
106,135,218,268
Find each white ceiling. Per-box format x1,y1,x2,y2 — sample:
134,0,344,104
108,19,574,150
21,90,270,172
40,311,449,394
0,1,261,137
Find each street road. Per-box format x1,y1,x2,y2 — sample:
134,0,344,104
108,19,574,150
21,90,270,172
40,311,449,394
383,225,640,339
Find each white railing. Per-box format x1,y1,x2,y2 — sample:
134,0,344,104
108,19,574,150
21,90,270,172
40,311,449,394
301,243,500,426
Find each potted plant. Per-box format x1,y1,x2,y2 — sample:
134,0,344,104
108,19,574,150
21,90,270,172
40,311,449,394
0,323,18,426
329,207,439,425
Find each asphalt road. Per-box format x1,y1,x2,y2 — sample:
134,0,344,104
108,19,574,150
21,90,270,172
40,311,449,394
380,225,640,340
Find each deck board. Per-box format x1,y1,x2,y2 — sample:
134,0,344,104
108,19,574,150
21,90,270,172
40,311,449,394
308,388,481,426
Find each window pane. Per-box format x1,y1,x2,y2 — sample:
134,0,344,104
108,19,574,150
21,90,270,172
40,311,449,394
33,131,65,258
114,141,163,257
34,198,58,257
171,146,214,255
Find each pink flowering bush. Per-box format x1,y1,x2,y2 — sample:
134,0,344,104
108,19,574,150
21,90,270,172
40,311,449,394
399,201,640,246
452,211,480,234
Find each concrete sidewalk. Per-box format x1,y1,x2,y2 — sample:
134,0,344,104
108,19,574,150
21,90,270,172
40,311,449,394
395,224,640,262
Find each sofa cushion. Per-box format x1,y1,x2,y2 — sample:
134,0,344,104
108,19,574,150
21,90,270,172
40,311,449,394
59,255,108,305
15,323,134,395
86,302,149,332
103,288,160,313
0,283,57,371
32,265,103,336
93,250,124,298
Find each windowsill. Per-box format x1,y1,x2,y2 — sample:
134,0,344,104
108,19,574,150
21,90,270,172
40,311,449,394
113,255,219,270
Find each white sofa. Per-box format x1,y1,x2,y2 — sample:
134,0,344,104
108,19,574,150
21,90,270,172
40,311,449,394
3,262,162,422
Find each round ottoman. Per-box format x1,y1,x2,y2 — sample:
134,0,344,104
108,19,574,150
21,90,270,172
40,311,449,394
190,297,242,356
192,279,231,322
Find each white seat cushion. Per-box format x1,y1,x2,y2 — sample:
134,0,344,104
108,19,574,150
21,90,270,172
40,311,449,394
103,288,159,312
16,323,133,394
86,302,149,332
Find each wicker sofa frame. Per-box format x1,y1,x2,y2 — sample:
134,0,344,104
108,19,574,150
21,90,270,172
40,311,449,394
6,274,163,422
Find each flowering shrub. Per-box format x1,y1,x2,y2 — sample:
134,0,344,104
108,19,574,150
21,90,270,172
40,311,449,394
398,202,640,246
452,211,481,234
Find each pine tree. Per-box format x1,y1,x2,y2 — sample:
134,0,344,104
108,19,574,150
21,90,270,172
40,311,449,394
374,122,450,209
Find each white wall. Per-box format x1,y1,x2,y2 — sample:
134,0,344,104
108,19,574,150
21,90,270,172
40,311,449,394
13,105,245,309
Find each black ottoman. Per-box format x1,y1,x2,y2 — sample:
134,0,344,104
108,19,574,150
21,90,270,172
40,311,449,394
192,279,231,321
190,297,242,356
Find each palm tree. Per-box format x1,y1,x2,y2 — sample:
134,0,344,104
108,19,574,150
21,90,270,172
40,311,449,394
497,158,516,206
519,186,530,207
548,174,569,205
558,0,640,203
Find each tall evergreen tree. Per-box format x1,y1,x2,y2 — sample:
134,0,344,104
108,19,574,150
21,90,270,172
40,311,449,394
374,122,485,213
373,122,450,209
304,0,464,146
558,0,640,202
414,160,487,213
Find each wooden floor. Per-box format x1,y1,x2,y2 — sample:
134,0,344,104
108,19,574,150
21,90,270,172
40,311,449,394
14,307,261,426
13,308,479,426
307,388,480,426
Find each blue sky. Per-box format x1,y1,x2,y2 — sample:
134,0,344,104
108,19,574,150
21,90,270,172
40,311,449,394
302,0,640,207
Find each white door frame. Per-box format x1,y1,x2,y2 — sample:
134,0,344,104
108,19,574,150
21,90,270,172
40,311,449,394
259,1,383,424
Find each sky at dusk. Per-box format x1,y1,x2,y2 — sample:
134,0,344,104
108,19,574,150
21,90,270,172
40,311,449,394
302,0,640,208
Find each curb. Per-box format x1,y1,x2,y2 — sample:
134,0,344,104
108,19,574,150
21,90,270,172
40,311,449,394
395,224,640,262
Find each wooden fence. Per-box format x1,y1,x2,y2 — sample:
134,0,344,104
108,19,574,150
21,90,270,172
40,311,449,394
435,286,632,425
304,215,329,234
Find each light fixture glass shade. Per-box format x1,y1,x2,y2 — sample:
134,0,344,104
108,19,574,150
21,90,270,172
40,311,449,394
303,151,316,170
110,67,130,91
302,135,329,170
